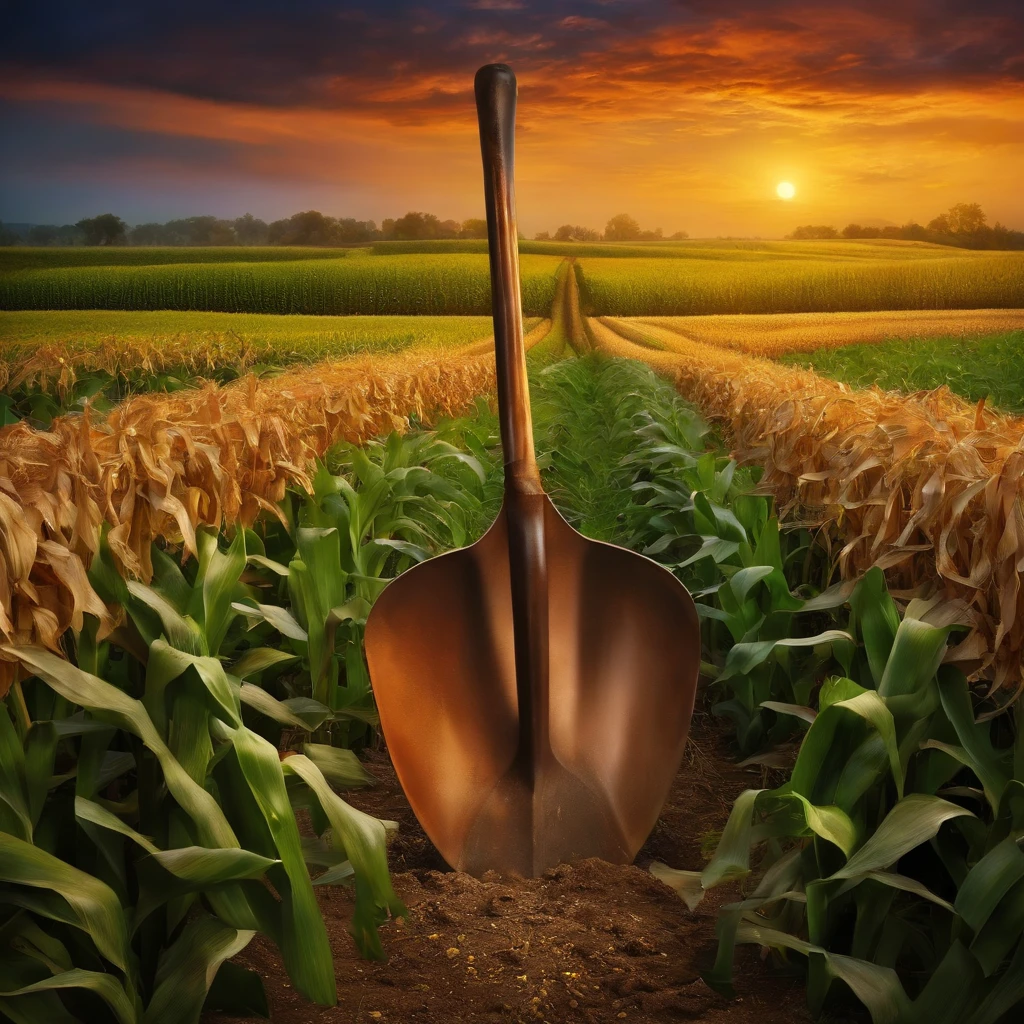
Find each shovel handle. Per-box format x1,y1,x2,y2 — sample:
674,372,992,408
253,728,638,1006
475,64,541,491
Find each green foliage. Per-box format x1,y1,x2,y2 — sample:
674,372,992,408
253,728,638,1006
779,330,1024,415
0,253,562,316
655,569,1024,1023
0,523,405,1023
233,416,503,747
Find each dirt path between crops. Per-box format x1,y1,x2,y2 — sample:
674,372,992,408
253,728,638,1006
204,692,857,1024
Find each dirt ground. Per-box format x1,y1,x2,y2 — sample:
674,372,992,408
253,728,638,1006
205,700,844,1024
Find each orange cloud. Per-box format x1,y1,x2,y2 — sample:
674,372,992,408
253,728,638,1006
2,1,1022,235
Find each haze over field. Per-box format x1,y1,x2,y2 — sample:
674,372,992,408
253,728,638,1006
2,1,1022,237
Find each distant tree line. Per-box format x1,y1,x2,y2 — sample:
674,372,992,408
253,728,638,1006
0,210,492,247
787,203,1024,250
533,213,688,243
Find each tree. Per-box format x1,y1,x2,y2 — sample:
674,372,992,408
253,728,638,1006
553,224,600,242
668,230,689,240
76,213,127,245
460,218,488,239
926,213,951,234
788,225,838,239
534,230,551,241
604,213,642,242
234,213,269,245
946,203,987,234
390,211,443,240
27,225,58,246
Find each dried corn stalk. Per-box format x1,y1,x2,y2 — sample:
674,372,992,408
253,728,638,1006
0,320,551,694
591,316,1024,699
616,309,1024,357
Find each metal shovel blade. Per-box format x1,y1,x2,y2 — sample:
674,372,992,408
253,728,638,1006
364,63,700,876
364,493,700,876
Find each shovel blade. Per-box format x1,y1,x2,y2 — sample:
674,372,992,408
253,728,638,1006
364,497,700,876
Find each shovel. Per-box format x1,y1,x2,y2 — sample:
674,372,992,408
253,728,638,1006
364,63,700,877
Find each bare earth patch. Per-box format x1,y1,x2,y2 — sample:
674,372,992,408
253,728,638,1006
203,701,844,1024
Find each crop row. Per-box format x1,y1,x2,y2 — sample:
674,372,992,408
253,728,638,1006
626,309,1024,357
0,253,563,317
589,315,1024,697
0,318,552,691
0,312,534,426
576,253,1024,316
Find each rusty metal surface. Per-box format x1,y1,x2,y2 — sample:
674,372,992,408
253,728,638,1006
364,63,701,877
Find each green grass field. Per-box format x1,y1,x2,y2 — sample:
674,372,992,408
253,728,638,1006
576,248,1024,316
779,330,1024,414
0,252,562,316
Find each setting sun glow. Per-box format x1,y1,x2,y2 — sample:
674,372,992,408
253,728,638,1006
776,182,797,200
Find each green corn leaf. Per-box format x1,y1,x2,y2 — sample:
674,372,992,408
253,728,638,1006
909,940,984,1024
729,565,774,605
784,792,857,855
830,794,973,881
967,875,1024,977
231,601,308,641
239,683,318,731
302,743,377,789
834,732,891,809
5,645,240,850
230,648,300,680
731,921,911,1023
246,554,290,576
701,789,764,889
967,933,1024,1024
717,630,852,683
955,835,1024,934
202,960,269,1019
0,702,32,841
842,870,955,913
849,566,900,688
198,527,247,655
281,753,406,959
760,701,817,724
0,831,130,971
126,580,207,656
0,968,137,1024
143,916,254,1024
151,547,193,612
23,721,58,828
229,728,336,1005
937,668,1009,812
649,862,705,910
877,616,955,699
75,796,159,854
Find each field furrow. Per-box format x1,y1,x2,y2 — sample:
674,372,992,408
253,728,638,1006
590,314,1024,696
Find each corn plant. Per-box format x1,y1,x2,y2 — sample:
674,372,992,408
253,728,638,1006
654,568,1024,1024
0,522,406,1023
619,391,847,754
232,422,501,747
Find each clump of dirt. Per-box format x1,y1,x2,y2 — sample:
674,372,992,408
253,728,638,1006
205,705,826,1024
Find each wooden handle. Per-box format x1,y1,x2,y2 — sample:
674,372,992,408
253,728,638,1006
475,63,541,492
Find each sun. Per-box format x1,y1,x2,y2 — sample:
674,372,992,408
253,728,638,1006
776,181,796,200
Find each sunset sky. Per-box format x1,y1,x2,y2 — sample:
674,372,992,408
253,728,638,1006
2,0,1022,238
